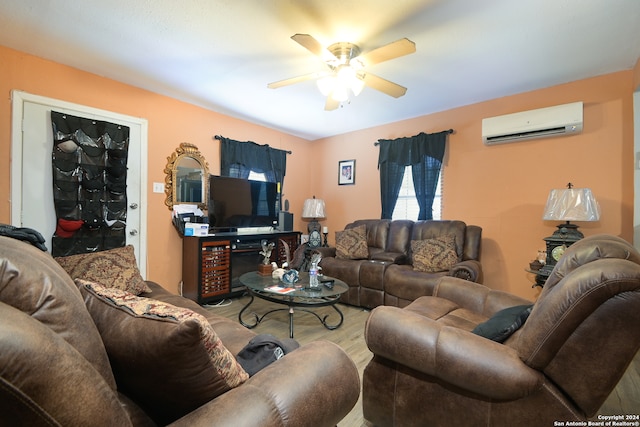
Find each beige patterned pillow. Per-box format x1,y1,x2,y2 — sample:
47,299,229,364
335,225,369,260
77,279,248,424
55,245,151,295
412,235,459,273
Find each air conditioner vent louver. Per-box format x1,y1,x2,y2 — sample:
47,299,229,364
482,102,583,145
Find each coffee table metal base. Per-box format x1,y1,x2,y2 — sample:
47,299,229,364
238,291,344,339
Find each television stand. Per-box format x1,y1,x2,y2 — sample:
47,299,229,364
181,230,300,305
207,226,237,233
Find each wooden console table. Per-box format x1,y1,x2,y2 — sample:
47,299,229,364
182,231,300,304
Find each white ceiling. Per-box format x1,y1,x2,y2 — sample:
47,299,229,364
1,0,639,141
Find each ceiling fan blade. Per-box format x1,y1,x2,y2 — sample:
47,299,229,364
357,38,416,67
324,95,340,111
363,73,408,98
291,34,337,62
267,72,326,89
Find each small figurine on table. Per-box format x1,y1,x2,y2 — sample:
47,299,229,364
260,241,275,264
258,241,276,276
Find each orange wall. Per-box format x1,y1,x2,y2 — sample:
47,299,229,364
313,71,636,300
1,44,637,300
0,45,313,293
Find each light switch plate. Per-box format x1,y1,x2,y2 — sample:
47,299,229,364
153,182,164,193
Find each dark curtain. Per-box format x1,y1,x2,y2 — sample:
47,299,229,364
377,130,448,220
378,156,406,219
219,137,288,208
50,111,130,256
412,155,443,220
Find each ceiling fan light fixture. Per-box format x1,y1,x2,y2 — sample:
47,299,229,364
269,34,416,110
318,65,364,103
337,65,361,95
331,85,349,102
337,64,356,81
317,75,336,96
351,76,365,96
320,65,365,102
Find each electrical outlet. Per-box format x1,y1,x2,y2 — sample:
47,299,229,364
153,182,164,193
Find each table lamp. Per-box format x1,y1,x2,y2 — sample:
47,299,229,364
302,196,326,248
538,183,600,277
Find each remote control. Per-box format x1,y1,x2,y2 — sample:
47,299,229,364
321,279,335,289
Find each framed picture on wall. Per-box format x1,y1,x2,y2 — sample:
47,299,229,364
338,159,356,185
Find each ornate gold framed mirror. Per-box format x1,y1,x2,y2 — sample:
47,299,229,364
164,142,209,211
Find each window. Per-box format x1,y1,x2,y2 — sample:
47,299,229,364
248,170,266,181
392,166,442,220
247,170,277,217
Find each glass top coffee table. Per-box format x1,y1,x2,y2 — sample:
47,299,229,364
238,271,349,338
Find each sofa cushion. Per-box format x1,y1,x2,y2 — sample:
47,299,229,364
55,245,151,295
0,236,117,390
472,304,534,343
336,225,369,260
77,279,249,424
411,235,459,273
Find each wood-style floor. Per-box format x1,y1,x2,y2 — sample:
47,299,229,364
205,295,639,426
205,295,373,427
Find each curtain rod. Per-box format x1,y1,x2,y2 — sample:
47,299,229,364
373,129,454,146
214,135,292,154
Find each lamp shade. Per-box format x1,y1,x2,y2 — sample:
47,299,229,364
542,187,600,222
302,198,326,219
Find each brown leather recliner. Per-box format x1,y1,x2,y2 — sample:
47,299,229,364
363,234,640,426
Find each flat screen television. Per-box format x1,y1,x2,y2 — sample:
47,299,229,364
208,175,279,231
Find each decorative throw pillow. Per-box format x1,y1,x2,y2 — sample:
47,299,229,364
412,235,459,273
55,245,151,295
77,279,249,425
335,225,369,260
472,304,534,343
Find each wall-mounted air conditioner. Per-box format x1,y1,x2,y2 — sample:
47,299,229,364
482,101,583,145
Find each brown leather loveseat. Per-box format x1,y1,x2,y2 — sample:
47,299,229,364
0,235,360,426
317,219,482,309
362,234,640,426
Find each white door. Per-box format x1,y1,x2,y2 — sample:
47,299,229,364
10,91,148,277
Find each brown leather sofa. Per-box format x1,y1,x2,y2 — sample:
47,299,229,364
362,234,640,426
0,235,360,427
317,219,482,309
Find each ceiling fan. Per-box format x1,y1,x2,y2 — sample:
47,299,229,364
268,34,416,111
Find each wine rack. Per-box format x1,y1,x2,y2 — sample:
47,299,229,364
200,240,231,299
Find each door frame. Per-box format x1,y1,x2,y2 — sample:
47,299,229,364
635,88,640,251
10,90,149,277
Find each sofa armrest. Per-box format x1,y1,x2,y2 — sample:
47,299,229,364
433,276,533,316
449,259,483,283
365,306,542,400
169,340,360,427
314,246,336,259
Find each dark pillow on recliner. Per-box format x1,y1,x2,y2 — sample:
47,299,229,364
472,304,534,343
